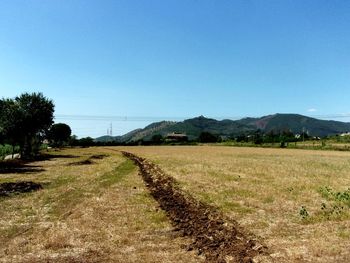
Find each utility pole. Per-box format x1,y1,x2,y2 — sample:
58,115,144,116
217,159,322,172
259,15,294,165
110,123,113,136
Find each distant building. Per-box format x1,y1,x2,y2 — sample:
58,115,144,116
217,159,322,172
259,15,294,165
166,132,188,142
340,132,350,137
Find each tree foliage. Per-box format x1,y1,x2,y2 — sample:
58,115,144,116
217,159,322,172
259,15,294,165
151,134,163,144
198,132,220,143
78,137,94,147
0,92,54,158
48,123,72,147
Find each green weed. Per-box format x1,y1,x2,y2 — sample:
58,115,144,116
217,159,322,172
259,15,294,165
319,186,350,207
299,206,309,219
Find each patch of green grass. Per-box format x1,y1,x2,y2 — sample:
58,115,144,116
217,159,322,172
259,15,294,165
221,200,253,214
50,175,75,188
98,159,135,188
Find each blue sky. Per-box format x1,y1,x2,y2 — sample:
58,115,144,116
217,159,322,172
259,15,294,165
1,0,350,137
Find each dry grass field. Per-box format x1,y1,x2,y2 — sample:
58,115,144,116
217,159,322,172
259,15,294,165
0,148,202,263
1,146,349,262
117,146,350,262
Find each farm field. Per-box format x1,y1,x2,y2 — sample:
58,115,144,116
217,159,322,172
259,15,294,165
117,146,350,262
0,148,201,263
1,146,349,262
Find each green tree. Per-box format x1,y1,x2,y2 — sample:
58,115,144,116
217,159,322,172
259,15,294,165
0,98,24,155
0,93,55,159
253,129,263,144
48,123,72,147
69,135,78,146
151,134,163,145
198,132,219,143
78,137,94,147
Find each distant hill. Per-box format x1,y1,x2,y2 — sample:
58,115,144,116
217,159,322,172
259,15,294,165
238,114,350,137
94,128,142,143
94,135,116,142
95,114,350,142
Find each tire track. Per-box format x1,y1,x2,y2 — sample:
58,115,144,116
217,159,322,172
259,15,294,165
122,151,272,263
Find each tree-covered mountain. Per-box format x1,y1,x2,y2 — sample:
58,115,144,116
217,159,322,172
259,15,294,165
237,114,350,137
95,114,350,142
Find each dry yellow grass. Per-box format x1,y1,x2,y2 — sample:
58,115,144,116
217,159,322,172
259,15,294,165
117,146,350,262
0,148,203,263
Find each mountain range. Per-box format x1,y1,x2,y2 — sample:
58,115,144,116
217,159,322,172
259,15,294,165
95,113,350,142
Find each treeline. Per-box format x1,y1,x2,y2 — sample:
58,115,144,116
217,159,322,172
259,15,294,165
88,130,312,147
0,93,73,159
234,129,311,145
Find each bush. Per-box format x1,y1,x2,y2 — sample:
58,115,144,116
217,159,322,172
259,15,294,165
0,144,20,160
48,123,72,147
198,132,219,143
151,134,163,145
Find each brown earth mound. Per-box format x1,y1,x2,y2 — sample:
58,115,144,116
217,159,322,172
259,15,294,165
89,154,109,160
68,159,94,166
68,154,108,166
122,151,272,263
0,181,43,197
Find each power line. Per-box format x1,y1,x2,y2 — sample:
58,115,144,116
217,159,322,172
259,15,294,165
54,114,185,122
54,113,350,122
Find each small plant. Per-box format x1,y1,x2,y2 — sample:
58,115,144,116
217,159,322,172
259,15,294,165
334,189,350,205
319,186,333,199
319,186,350,208
320,202,345,219
318,187,350,220
287,187,294,192
299,206,309,219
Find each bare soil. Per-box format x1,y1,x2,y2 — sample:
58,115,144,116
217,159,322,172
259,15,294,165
122,151,272,263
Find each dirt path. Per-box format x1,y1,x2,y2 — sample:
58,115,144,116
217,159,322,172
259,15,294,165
122,151,273,263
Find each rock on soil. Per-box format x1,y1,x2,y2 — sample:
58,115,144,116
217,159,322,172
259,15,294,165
4,153,21,160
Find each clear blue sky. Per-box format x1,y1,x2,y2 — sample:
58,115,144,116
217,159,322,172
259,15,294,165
1,0,350,137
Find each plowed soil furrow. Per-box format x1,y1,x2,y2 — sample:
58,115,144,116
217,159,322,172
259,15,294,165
122,151,272,263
